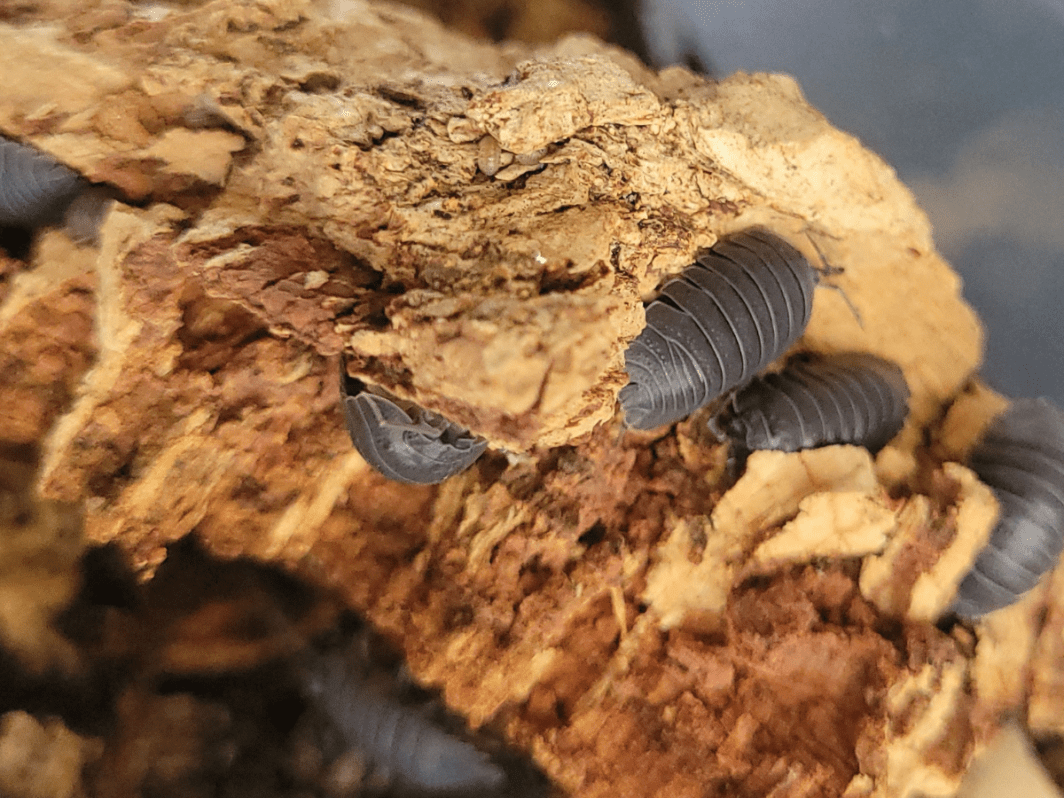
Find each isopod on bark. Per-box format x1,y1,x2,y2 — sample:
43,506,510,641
340,360,487,484
718,352,910,454
951,397,1064,618
619,228,818,430
299,649,508,794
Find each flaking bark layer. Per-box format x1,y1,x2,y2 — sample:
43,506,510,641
2,0,1055,796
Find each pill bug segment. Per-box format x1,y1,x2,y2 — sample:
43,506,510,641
619,228,818,430
719,352,910,454
951,397,1064,618
340,362,488,484
0,135,86,228
299,649,509,794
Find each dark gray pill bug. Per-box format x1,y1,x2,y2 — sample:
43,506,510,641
300,651,508,795
619,228,818,430
340,361,487,485
0,135,87,228
719,352,910,454
950,398,1064,619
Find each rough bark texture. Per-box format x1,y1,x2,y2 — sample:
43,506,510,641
0,232,97,447
3,1,1064,797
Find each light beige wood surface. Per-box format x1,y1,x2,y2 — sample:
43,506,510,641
959,724,1062,798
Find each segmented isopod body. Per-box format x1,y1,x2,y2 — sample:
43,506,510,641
951,398,1064,618
301,651,507,794
340,362,487,485
719,352,910,453
619,228,818,430
0,135,86,228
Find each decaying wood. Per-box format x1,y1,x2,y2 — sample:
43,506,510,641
0,232,96,447
3,0,1064,796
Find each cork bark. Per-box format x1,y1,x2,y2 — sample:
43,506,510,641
3,1,1064,796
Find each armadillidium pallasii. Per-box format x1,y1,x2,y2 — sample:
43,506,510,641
0,135,86,228
300,650,508,794
340,361,488,484
950,398,1064,618
619,228,818,430
719,352,910,454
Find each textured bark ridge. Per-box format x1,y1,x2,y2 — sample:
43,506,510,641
4,0,1064,796
0,233,97,448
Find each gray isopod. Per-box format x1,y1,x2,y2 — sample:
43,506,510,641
719,352,910,453
340,361,488,484
951,398,1064,618
0,135,86,228
300,650,508,794
619,228,818,430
